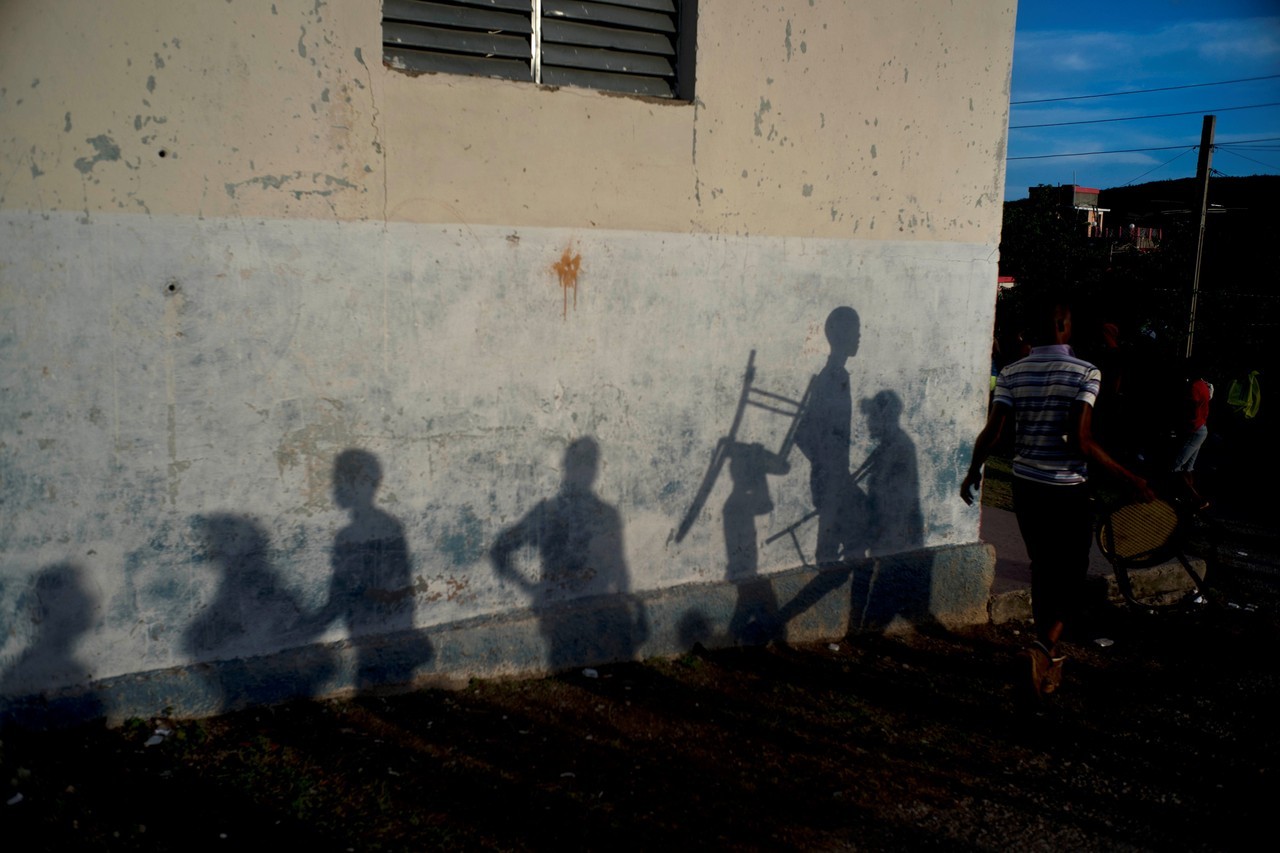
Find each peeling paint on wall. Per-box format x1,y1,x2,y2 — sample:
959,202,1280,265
753,98,772,137
224,172,358,200
73,135,121,174
436,504,486,568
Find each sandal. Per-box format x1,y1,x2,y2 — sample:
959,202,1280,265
1041,654,1066,695
1027,641,1067,698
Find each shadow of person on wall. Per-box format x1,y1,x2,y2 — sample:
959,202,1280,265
0,562,102,728
849,389,931,631
312,449,431,693
775,383,935,634
859,390,924,558
675,349,807,645
794,306,868,564
768,307,868,632
183,515,332,711
490,437,648,670
723,440,790,644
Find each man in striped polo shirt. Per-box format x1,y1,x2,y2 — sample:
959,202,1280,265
961,299,1151,698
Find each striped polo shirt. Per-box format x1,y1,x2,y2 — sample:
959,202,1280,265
993,345,1100,485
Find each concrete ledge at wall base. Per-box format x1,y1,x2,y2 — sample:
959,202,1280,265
987,556,1207,624
0,542,994,731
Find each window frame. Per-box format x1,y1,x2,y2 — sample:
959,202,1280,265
382,0,697,101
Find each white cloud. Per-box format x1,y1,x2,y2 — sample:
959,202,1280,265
1014,16,1280,95
1188,20,1280,61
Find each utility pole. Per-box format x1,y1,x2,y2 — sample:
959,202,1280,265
1185,115,1215,359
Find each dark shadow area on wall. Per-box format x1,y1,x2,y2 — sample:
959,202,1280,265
490,437,648,670
0,563,102,729
859,390,924,558
775,383,932,634
850,389,929,629
723,439,791,644
676,350,809,645
675,307,935,644
793,307,866,564
183,515,335,712
311,449,433,692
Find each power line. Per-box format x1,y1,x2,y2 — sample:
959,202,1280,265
1008,144,1195,161
1217,136,1280,146
1217,137,1280,147
1119,148,1195,186
1214,146,1280,173
1011,102,1280,130
1010,74,1280,106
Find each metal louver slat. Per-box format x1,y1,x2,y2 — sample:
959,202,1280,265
540,44,672,77
588,0,676,12
384,22,530,59
386,0,532,14
384,46,532,81
542,1,675,33
382,0,532,33
540,65,673,98
542,19,674,55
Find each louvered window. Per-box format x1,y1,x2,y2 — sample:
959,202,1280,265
382,0,696,100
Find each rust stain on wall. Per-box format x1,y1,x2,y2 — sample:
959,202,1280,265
551,247,583,320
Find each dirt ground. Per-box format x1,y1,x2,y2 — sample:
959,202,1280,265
3,552,1275,853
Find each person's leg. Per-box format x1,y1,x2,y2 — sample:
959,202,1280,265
1172,424,1208,471
1049,483,1093,643
1013,479,1083,648
1014,479,1091,696
1172,425,1210,508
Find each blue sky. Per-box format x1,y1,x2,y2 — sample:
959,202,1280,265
1006,0,1280,199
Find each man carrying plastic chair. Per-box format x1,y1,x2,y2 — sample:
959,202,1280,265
961,297,1153,699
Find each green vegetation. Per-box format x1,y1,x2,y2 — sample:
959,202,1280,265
979,455,1014,512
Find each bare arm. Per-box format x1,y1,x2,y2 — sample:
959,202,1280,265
960,403,1009,506
1072,402,1154,501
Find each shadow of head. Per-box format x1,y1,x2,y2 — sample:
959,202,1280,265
860,389,904,440
333,448,383,510
26,563,96,645
825,306,861,360
562,436,599,494
198,514,270,573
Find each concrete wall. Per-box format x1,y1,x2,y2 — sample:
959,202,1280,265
0,0,1016,724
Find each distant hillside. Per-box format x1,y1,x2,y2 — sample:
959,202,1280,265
1099,175,1280,224
998,173,1276,383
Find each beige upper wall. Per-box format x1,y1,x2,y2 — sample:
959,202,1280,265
0,1,1015,242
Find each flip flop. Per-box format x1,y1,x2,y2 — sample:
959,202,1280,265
1024,645,1051,700
1027,641,1066,698
1041,654,1066,695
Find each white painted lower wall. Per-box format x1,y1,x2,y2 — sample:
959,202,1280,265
0,209,996,711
